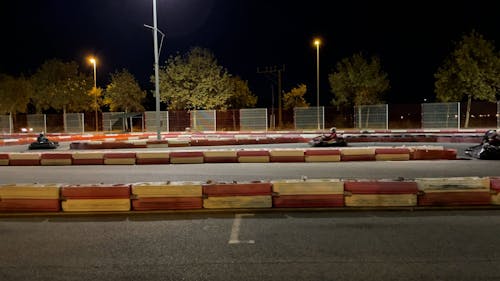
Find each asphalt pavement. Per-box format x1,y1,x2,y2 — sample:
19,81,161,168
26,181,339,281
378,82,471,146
1,210,499,281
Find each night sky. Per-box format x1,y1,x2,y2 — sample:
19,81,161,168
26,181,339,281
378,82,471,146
1,0,499,109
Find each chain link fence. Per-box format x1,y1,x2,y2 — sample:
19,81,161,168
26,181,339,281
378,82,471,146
144,111,169,132
240,108,267,131
354,104,388,129
294,107,324,130
190,110,216,131
65,113,85,133
0,115,12,134
102,112,125,132
27,114,46,133
422,102,460,129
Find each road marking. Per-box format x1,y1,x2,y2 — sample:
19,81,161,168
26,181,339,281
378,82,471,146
229,213,255,244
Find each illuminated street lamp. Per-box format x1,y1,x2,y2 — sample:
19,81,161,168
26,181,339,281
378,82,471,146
314,39,321,130
88,57,98,131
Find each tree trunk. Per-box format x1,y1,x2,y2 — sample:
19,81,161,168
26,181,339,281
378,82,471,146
464,95,472,128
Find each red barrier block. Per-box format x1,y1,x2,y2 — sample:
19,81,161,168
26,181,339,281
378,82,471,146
272,194,344,208
61,184,131,199
304,149,341,156
202,182,272,196
0,153,9,165
413,149,457,160
344,181,418,194
41,153,73,166
132,197,203,210
418,191,491,206
492,178,500,191
0,199,60,212
8,153,41,166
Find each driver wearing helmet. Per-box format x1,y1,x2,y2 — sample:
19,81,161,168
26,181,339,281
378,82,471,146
324,127,337,141
37,133,48,143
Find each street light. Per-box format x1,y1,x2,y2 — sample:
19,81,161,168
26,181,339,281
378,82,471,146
152,0,161,140
88,57,98,131
314,39,321,130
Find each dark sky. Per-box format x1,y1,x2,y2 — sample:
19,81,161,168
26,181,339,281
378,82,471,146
1,0,499,108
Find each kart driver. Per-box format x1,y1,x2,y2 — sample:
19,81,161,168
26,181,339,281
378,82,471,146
37,133,49,143
323,127,337,142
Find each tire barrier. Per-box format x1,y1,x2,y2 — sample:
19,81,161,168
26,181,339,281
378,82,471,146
203,150,238,163
131,181,203,210
71,152,104,165
8,153,41,166
237,150,270,163
135,152,170,165
169,151,204,164
375,148,410,161
344,181,418,207
340,148,376,162
3,177,500,214
202,181,273,209
61,184,131,212
103,152,136,165
416,177,491,206
272,179,344,208
304,149,341,162
0,183,60,212
269,149,305,162
40,153,73,166
491,178,500,205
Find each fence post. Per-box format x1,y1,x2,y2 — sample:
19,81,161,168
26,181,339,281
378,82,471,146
458,102,461,130
386,104,389,130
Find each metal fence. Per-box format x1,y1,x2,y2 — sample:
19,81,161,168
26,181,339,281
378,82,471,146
294,107,324,130
2,101,499,134
190,110,216,131
354,104,388,129
65,113,85,133
144,111,169,132
240,108,267,131
422,102,460,129
27,114,46,133
0,114,12,134
102,112,125,132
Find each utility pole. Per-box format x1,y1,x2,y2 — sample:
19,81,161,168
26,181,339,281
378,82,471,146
257,65,285,128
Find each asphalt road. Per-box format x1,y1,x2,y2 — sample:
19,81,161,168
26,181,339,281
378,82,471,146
1,210,500,281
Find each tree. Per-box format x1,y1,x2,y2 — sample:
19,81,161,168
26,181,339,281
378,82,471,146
0,74,32,115
158,47,233,110
434,31,500,128
329,53,390,128
104,69,146,113
283,84,309,109
227,76,258,109
31,59,93,114
328,53,389,108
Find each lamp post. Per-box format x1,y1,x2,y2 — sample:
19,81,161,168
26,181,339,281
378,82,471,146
152,0,161,140
314,39,321,130
89,57,98,131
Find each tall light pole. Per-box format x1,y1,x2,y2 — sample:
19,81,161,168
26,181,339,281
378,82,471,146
89,57,98,131
152,0,161,140
314,39,321,130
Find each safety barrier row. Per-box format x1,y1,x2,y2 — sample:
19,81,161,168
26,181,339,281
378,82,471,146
0,147,457,166
0,177,499,213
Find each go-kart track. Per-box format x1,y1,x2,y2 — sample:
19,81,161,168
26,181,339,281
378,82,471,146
1,130,499,214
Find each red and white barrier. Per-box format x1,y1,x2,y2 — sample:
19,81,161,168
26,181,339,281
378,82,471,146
61,184,131,212
344,180,418,207
416,177,491,206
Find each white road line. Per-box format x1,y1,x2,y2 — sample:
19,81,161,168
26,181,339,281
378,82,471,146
228,213,255,244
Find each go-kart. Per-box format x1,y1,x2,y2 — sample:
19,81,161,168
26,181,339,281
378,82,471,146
465,130,500,160
308,133,348,147
28,138,59,150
